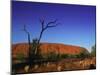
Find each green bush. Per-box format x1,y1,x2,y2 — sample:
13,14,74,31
61,54,69,58
16,52,25,61
91,45,96,57
29,38,43,61
47,51,58,60
76,48,89,58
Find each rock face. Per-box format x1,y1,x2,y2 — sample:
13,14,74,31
12,43,88,58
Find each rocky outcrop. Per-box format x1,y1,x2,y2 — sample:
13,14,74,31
12,43,88,58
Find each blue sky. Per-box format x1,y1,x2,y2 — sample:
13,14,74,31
12,1,96,51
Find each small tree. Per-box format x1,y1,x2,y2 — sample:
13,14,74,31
22,25,32,63
91,44,96,57
78,48,89,58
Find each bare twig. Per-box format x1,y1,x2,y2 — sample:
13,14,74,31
37,19,59,46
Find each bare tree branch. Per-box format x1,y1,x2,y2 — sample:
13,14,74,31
46,19,58,26
22,25,30,35
39,19,45,29
22,25,31,52
37,19,59,46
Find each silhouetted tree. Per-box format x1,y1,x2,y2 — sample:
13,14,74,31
91,44,96,57
35,19,59,59
22,25,32,63
22,25,31,46
38,19,59,44
22,19,59,64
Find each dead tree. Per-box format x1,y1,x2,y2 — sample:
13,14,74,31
22,25,32,62
23,25,31,45
38,19,59,44
22,19,59,64
35,19,59,54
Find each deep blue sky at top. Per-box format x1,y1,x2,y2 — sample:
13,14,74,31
12,1,96,51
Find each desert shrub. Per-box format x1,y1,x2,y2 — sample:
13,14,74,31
42,54,48,59
47,51,56,60
76,48,89,58
16,52,25,61
47,51,59,61
28,38,43,64
61,54,71,59
91,45,96,57
74,54,81,58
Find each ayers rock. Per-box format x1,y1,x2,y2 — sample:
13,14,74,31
12,43,89,58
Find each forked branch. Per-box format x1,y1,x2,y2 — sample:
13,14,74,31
22,25,31,45
38,19,60,45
